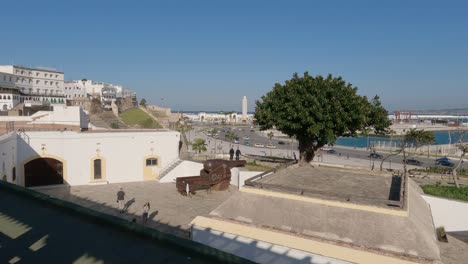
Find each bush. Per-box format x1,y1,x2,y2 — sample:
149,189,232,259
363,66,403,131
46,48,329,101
111,122,119,129
422,185,468,202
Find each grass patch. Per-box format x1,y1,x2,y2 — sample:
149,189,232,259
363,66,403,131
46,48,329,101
422,185,468,202
245,161,273,172
413,167,468,176
120,108,162,129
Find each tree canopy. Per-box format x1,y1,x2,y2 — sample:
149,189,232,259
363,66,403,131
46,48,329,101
254,72,391,163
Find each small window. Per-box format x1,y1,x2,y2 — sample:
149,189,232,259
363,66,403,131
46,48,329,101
146,158,158,166
93,159,102,179
36,80,40,84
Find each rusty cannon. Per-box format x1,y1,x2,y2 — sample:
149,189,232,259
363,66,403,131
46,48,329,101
176,159,246,195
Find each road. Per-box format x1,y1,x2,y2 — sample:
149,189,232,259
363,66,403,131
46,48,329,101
186,123,467,169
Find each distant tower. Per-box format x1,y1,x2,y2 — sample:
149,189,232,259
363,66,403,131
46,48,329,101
242,96,248,120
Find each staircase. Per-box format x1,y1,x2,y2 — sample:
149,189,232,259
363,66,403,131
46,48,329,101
89,111,128,129
159,159,183,181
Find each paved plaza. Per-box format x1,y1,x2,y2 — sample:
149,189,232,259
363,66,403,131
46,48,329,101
37,181,236,238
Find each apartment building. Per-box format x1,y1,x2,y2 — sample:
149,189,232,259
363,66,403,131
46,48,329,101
0,65,66,108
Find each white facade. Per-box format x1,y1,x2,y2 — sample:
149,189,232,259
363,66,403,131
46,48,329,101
0,65,65,97
242,96,247,120
64,80,87,100
65,79,135,102
0,73,21,110
0,65,66,108
0,130,180,187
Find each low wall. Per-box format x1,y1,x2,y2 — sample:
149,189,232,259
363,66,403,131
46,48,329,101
160,160,204,183
423,195,468,236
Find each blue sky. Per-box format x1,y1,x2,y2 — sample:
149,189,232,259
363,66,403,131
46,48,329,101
1,0,467,112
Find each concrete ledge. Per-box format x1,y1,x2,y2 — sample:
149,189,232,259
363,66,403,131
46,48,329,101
191,216,420,264
0,181,254,264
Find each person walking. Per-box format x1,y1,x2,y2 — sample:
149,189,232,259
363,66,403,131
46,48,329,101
229,148,234,160
235,148,241,160
117,187,126,213
142,202,150,224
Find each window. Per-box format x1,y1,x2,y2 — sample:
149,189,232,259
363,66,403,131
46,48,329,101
146,158,158,166
45,73,48,77
93,159,102,179
45,81,48,85
36,80,40,84
36,72,39,76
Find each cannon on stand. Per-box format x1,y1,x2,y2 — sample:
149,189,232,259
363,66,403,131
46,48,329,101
176,159,246,195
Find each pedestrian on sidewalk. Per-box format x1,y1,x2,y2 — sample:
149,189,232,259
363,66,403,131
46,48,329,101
142,202,150,224
235,148,241,160
116,187,126,213
229,148,235,160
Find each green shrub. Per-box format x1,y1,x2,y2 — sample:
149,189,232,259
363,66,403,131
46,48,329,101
422,185,468,202
111,122,119,129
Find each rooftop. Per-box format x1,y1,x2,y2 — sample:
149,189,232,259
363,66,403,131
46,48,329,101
249,165,403,208
209,178,440,262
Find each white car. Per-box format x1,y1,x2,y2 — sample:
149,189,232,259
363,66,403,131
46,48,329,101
234,139,239,144
254,143,265,148
320,146,332,151
266,144,276,149
243,136,250,140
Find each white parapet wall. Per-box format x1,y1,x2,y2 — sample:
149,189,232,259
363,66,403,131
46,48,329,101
422,195,468,236
159,160,204,183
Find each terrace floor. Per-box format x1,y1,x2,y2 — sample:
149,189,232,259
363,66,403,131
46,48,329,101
36,181,236,238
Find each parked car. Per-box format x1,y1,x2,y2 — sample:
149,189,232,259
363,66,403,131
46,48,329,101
244,141,251,146
435,157,450,163
404,158,423,166
368,153,383,159
266,144,276,149
320,146,333,151
243,136,250,140
327,149,337,154
254,143,265,148
234,139,239,144
436,160,455,167
278,141,286,145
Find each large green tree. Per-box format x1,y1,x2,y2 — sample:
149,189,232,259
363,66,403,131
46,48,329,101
254,72,391,164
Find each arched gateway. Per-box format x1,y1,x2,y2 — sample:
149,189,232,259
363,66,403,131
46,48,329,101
24,158,64,187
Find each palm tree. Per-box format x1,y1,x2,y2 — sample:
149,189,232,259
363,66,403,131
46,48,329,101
192,138,207,153
267,131,274,156
227,132,236,147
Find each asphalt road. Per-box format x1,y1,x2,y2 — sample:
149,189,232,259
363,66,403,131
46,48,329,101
188,123,467,169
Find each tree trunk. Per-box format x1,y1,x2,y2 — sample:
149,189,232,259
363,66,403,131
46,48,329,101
402,148,408,177
452,154,464,188
380,149,402,171
298,140,315,165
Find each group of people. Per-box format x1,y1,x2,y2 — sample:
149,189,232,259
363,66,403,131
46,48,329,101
116,188,151,225
229,147,241,160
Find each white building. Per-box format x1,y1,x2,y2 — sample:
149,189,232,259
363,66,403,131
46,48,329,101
65,79,135,103
0,72,21,111
0,130,180,187
64,80,87,100
0,65,66,108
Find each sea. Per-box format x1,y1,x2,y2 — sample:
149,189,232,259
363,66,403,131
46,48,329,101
336,131,468,148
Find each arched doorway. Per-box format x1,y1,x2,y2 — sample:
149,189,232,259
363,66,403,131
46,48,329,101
24,158,63,187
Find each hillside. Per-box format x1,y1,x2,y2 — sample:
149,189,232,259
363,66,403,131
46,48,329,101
120,107,162,129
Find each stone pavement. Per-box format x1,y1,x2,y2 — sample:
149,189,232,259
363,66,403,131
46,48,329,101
37,181,236,238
